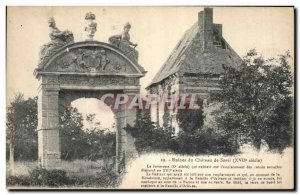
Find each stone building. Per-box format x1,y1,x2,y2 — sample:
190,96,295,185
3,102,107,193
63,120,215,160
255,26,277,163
146,8,242,132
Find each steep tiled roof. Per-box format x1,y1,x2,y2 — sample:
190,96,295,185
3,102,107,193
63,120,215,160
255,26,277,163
149,23,199,87
147,11,242,89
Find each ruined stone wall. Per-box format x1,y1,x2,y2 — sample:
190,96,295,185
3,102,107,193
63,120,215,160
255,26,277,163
148,73,222,135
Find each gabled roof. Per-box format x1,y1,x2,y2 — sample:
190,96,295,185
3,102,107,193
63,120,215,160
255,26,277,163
147,10,242,89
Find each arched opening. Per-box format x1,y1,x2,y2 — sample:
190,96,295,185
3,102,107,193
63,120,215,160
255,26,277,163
59,97,116,176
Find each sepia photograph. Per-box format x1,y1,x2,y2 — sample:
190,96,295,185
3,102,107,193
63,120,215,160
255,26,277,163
5,6,295,190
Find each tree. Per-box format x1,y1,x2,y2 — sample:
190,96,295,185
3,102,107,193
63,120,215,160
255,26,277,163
212,50,293,151
6,94,38,175
84,114,116,161
60,107,87,160
60,108,116,161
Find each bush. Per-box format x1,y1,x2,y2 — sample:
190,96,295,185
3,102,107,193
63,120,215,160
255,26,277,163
29,168,69,186
125,109,174,154
7,175,32,186
174,127,237,155
133,126,174,153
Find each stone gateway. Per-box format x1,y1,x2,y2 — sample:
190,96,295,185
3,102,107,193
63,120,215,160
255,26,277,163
34,13,146,173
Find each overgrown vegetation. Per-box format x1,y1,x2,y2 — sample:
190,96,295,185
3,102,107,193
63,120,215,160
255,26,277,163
211,50,294,152
125,110,174,153
174,106,237,154
126,105,236,155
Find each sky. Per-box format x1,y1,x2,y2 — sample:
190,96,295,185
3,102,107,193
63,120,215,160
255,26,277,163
6,7,294,128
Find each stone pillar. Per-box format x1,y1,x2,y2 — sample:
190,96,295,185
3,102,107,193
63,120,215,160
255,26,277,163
37,76,61,170
114,90,139,173
115,106,127,173
124,91,138,160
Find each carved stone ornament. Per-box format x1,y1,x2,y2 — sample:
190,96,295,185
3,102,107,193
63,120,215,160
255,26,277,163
108,22,139,63
39,17,74,68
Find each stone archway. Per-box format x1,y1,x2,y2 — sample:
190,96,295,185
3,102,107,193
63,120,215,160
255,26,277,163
34,41,146,172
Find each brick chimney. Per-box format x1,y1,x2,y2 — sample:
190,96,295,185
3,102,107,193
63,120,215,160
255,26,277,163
198,7,214,50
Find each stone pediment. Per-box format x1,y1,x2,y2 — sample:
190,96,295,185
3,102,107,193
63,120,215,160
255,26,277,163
34,41,146,78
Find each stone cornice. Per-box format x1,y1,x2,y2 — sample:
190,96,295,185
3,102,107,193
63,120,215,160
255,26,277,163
35,71,144,79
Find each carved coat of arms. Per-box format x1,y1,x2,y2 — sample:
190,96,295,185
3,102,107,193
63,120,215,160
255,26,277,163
78,49,110,72
56,49,110,72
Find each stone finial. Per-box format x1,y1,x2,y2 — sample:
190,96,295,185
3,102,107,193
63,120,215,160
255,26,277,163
84,12,97,40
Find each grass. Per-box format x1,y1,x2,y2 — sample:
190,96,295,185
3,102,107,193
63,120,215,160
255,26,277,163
6,161,37,176
7,159,120,188
7,159,115,177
